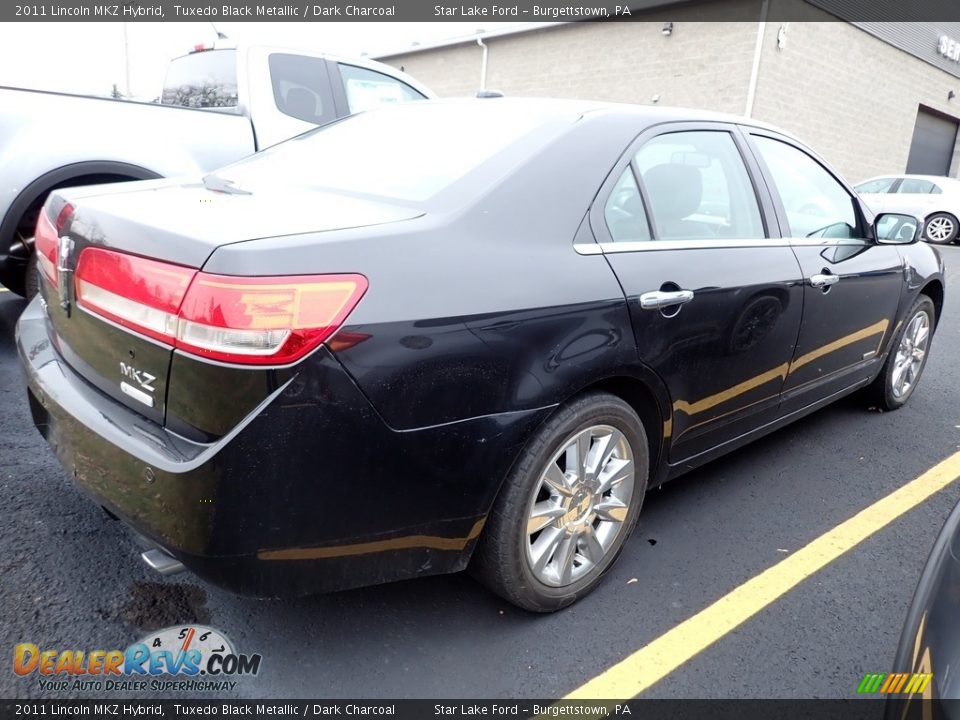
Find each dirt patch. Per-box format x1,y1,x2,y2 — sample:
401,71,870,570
119,581,212,633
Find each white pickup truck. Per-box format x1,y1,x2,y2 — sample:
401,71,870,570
0,44,433,296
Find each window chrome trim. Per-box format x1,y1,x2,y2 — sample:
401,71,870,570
573,238,790,255
574,236,860,255
573,243,605,255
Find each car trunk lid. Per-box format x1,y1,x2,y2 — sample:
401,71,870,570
38,181,419,423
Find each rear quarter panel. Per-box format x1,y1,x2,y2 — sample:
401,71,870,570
202,112,658,431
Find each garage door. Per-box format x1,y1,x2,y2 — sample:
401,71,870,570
905,107,959,176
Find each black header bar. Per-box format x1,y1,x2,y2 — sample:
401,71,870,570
6,0,960,23
0,699,941,720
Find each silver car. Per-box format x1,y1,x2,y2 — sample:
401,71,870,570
854,174,960,245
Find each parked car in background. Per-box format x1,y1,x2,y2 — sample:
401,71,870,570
0,44,433,297
885,495,960,716
18,100,944,612
854,175,960,245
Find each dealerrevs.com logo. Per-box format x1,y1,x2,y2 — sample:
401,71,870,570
14,625,262,693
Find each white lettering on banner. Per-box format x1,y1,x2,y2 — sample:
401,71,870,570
938,34,960,63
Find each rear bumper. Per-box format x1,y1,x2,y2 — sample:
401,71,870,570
17,297,551,597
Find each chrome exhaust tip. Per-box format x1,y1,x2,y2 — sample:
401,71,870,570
141,548,186,576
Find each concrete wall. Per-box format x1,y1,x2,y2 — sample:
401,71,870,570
381,9,960,183
750,3,960,182
385,1,765,114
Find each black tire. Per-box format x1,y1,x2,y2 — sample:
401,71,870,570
923,213,959,245
23,249,39,300
471,392,649,612
866,295,936,411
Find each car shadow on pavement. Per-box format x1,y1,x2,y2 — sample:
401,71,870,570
0,293,27,357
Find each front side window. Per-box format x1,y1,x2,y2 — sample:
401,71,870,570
854,177,896,194
339,64,425,113
752,136,858,239
898,178,939,194
269,53,335,125
633,131,764,241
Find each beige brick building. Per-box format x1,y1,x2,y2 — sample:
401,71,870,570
377,3,960,184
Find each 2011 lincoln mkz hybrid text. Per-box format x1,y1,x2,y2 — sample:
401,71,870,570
17,99,944,612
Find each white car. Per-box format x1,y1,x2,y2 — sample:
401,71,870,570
854,174,960,245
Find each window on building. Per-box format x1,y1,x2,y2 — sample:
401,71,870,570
338,64,426,114
633,131,764,241
604,168,652,242
752,136,858,239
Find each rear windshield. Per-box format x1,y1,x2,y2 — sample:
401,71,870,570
213,102,570,202
161,49,238,108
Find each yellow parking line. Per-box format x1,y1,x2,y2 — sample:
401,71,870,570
565,450,960,700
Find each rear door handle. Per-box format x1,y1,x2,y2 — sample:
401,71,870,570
809,273,840,288
639,289,695,310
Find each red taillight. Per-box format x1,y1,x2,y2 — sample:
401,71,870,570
34,203,74,288
34,213,59,288
75,248,195,344
54,203,74,233
177,273,368,364
74,248,367,366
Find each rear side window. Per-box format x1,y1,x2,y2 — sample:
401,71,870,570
269,53,336,125
604,168,652,242
752,136,857,239
161,50,238,108
633,130,764,241
898,178,939,194
338,64,425,113
854,177,896,194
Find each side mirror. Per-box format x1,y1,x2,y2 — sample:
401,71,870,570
875,213,922,244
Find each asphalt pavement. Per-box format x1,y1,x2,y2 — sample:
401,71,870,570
2,247,960,701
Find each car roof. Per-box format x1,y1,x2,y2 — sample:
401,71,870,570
857,173,957,184
402,96,794,135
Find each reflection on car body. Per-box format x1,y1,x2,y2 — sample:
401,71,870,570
887,496,960,716
856,174,960,245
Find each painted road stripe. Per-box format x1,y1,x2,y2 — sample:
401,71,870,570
0,288,8,293
565,450,960,700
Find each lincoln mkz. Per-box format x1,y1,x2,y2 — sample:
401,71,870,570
17,100,944,611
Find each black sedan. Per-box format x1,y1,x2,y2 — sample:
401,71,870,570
17,99,945,612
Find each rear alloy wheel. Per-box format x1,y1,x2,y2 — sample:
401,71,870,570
867,295,935,411
472,393,648,612
923,213,959,244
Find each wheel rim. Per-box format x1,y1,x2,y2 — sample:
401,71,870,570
891,310,930,400
524,425,635,588
926,216,955,242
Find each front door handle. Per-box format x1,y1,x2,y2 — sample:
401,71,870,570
809,273,840,288
639,289,695,310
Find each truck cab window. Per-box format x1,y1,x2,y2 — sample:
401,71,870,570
269,53,336,126
161,49,239,108
338,64,426,114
